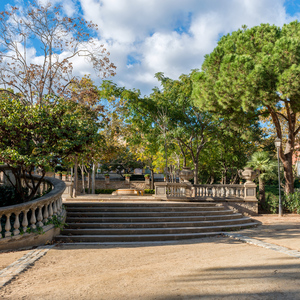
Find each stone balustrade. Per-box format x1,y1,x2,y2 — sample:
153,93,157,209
154,182,193,199
154,181,258,215
0,176,66,250
193,184,245,199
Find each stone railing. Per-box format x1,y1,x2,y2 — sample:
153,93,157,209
154,181,258,215
0,176,66,250
193,184,244,199
154,182,193,199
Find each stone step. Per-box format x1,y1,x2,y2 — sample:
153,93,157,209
65,213,241,223
61,222,257,236
65,209,233,218
66,217,251,229
64,202,218,208
56,223,257,243
66,206,223,213
56,232,223,242
57,201,258,243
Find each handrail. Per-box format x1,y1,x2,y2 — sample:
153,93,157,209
0,176,65,238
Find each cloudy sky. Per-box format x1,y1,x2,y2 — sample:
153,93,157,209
1,0,300,96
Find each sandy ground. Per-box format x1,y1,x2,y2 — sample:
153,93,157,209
0,214,299,300
0,249,31,270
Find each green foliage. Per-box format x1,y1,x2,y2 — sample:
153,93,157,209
247,152,277,181
192,21,300,193
0,94,99,202
144,189,155,194
45,215,67,230
284,190,300,214
262,192,280,214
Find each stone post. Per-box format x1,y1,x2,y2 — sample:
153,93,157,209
145,176,150,188
125,176,130,185
105,175,110,188
244,181,257,201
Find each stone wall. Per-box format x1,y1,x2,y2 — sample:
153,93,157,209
217,200,258,216
76,180,151,193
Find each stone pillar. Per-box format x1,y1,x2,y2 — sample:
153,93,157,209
125,176,130,185
145,176,150,188
154,182,167,199
244,182,257,201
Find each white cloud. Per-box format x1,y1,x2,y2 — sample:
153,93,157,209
75,0,295,96
3,0,296,96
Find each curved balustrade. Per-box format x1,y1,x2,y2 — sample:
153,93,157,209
0,176,66,249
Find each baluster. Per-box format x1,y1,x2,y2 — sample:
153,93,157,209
57,198,62,214
48,202,53,218
0,216,2,238
13,213,20,236
43,204,49,222
212,187,215,197
226,187,229,197
37,206,43,227
53,200,57,216
5,213,12,237
22,210,29,233
30,208,37,229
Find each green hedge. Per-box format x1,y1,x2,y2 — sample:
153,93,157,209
284,190,300,214
262,186,300,214
144,189,155,194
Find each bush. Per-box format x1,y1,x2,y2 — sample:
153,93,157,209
261,192,280,214
144,189,155,194
284,190,300,214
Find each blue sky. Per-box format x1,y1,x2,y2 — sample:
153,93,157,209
1,0,300,96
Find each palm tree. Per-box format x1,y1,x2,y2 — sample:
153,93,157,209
247,151,277,206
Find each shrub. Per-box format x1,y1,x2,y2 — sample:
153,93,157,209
261,192,280,214
144,189,155,194
284,190,300,214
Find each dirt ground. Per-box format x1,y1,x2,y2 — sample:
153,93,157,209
0,249,29,270
0,214,300,300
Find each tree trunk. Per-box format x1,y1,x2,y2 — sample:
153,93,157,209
194,160,199,184
150,169,154,190
92,163,95,194
87,171,91,194
81,164,85,194
282,152,294,194
268,105,295,194
72,157,78,198
258,175,265,206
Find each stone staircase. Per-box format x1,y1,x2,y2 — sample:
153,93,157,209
55,202,258,243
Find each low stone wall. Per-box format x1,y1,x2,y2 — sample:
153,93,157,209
76,180,151,192
218,200,258,216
